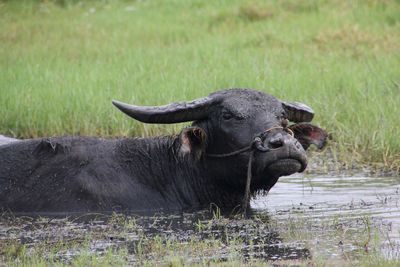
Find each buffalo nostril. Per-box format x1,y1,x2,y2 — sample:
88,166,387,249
269,133,284,149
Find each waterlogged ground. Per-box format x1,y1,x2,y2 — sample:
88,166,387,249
1,175,399,266
253,174,400,262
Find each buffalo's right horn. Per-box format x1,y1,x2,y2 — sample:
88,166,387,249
282,101,314,123
112,96,222,124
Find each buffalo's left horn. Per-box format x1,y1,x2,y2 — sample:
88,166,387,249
282,101,314,122
112,96,222,124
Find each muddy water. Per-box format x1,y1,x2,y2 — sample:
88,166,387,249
253,174,400,260
1,175,399,264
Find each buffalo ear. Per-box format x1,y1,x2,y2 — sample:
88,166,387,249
289,123,328,150
179,127,207,160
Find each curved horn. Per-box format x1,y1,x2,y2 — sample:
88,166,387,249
282,101,314,122
112,96,221,124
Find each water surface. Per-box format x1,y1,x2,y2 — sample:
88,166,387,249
253,174,400,260
1,174,399,264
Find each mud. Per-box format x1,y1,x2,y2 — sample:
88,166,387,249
1,174,399,265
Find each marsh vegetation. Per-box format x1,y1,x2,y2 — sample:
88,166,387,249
1,174,399,266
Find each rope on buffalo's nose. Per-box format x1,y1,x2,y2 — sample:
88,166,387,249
285,127,294,137
206,126,287,158
206,125,293,215
259,126,293,138
240,150,254,214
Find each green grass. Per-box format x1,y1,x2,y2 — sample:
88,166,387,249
1,212,399,266
1,0,400,170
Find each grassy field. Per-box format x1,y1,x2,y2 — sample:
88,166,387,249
1,0,400,171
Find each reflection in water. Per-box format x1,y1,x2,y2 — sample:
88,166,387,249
0,175,399,264
0,210,310,263
253,174,400,260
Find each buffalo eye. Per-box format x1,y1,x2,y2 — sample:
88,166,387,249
222,111,234,120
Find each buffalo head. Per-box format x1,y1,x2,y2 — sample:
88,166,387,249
113,89,327,194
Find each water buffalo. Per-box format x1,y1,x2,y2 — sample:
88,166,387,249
0,89,327,213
